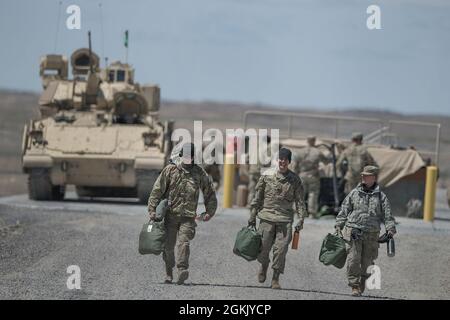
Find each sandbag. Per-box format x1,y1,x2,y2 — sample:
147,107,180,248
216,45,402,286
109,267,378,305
233,226,262,261
319,233,347,269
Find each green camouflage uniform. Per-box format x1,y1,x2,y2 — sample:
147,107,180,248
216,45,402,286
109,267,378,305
336,143,376,194
294,146,328,215
148,162,217,272
203,163,221,190
250,168,308,273
335,183,396,288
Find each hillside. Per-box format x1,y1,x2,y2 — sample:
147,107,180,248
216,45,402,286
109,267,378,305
0,89,448,196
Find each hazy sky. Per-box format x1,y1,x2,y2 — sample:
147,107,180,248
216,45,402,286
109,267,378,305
0,0,449,115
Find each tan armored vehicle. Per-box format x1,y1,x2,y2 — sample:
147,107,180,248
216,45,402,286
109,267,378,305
22,33,173,203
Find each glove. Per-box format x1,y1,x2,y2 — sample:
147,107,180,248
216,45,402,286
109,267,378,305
248,219,256,228
334,225,343,237
149,211,156,221
387,228,396,238
295,219,304,232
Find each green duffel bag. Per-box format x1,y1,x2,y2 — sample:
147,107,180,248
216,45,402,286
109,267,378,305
233,226,262,261
319,233,348,269
138,220,166,255
138,199,170,255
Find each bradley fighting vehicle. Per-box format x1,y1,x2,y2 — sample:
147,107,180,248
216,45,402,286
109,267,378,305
22,32,173,203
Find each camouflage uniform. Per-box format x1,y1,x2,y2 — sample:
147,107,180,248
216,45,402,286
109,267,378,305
294,146,328,215
336,142,376,194
203,163,221,190
250,168,308,275
147,161,217,279
335,182,396,290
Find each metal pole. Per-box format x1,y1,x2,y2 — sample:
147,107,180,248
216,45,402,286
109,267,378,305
435,124,441,166
423,166,437,222
334,120,338,139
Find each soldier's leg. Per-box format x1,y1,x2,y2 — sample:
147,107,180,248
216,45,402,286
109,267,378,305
301,175,310,204
271,222,292,274
270,223,292,289
308,176,320,215
174,218,196,285
344,227,363,289
360,233,380,293
163,216,179,282
176,218,197,272
257,221,275,270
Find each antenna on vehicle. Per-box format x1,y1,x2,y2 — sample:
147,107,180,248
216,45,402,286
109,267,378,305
53,1,63,53
88,31,93,74
99,2,105,67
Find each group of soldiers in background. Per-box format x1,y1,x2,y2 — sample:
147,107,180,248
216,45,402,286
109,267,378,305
146,133,395,296
246,132,376,217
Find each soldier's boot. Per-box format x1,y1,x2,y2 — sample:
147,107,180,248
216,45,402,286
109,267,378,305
164,266,173,284
258,264,268,283
359,278,366,294
351,286,361,297
271,270,281,290
177,269,189,285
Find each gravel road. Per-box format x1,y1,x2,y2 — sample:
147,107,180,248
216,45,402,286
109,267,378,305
1,192,449,300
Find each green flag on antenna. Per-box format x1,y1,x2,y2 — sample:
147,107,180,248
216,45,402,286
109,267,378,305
124,30,129,48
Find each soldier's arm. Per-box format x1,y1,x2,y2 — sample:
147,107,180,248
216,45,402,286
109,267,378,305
249,175,266,221
294,177,308,220
381,192,396,233
147,166,171,213
200,170,218,217
335,191,353,229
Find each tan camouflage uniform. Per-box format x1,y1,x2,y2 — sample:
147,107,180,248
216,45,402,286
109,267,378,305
294,146,328,215
335,183,396,290
148,161,217,276
249,168,308,274
336,143,376,194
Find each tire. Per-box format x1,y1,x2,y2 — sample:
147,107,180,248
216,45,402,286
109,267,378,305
28,169,53,200
75,186,91,198
52,185,66,201
137,170,159,204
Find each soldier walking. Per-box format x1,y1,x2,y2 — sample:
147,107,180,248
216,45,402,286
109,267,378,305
248,148,308,289
334,165,396,296
336,132,376,194
148,143,218,285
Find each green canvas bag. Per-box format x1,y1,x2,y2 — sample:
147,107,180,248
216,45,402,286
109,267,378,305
138,199,169,255
233,226,262,261
138,220,166,255
319,233,348,269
